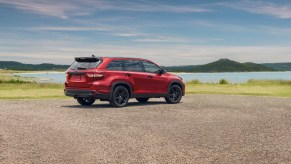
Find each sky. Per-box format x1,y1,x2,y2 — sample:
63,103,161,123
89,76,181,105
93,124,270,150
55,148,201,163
0,0,291,66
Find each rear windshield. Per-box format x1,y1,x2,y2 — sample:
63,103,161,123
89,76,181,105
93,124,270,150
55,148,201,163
69,58,101,70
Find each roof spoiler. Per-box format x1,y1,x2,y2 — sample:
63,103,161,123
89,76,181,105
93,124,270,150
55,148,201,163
75,55,101,62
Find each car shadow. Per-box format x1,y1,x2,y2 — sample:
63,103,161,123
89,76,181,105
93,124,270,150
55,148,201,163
62,101,168,109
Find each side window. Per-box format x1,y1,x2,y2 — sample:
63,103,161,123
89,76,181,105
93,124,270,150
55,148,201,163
142,61,161,73
106,60,123,71
124,60,143,72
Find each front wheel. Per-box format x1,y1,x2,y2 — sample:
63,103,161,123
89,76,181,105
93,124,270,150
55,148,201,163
77,97,95,106
165,85,182,104
110,86,130,107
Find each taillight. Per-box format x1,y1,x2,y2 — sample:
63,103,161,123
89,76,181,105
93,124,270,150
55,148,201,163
65,73,69,80
86,72,104,78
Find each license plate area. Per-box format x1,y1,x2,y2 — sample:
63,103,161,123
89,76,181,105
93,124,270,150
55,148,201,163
70,75,86,82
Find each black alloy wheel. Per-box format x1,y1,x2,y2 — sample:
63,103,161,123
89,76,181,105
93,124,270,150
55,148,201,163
110,86,130,107
165,85,182,104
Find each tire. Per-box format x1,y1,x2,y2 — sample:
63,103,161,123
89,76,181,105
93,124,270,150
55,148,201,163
110,86,130,107
165,85,182,104
77,97,95,106
136,98,149,103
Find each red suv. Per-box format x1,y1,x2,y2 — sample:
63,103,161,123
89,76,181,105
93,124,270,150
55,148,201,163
64,56,185,107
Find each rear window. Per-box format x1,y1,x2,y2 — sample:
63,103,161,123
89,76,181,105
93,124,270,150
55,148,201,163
69,58,101,70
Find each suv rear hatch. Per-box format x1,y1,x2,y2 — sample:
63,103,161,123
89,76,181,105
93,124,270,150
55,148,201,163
66,57,103,88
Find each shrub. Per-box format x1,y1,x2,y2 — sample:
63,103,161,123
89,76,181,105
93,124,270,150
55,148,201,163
187,79,202,84
219,79,229,84
0,79,31,84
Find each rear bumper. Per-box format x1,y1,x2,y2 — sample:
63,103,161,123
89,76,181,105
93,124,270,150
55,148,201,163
64,89,110,99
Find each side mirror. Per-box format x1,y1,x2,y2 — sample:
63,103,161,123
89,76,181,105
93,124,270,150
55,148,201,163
156,69,164,75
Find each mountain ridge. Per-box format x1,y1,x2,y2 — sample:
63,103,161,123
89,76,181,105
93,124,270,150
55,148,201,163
0,61,68,71
0,59,290,72
261,63,291,71
163,59,276,72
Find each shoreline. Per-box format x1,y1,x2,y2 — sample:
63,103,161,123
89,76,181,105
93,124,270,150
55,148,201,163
14,71,65,75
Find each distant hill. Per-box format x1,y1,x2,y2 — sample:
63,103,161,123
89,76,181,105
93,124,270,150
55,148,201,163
0,61,69,71
0,59,289,72
163,59,275,72
261,63,291,71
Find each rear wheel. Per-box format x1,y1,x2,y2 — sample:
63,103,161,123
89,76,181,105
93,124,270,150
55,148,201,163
136,98,149,103
165,85,182,104
77,97,95,106
110,86,130,107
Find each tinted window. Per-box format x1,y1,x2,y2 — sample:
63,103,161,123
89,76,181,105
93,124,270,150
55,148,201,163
124,60,143,72
107,60,123,71
69,60,101,70
142,61,161,73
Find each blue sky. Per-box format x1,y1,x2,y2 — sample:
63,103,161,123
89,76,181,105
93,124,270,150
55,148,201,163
0,0,291,66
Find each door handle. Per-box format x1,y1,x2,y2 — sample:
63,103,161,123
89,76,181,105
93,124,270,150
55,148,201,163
147,75,153,79
125,73,131,77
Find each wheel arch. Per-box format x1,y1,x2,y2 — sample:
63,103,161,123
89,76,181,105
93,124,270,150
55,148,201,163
110,81,133,98
168,80,185,95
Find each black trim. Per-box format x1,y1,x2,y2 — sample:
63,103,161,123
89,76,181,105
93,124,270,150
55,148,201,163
68,71,86,75
64,89,109,99
75,57,102,62
131,93,167,98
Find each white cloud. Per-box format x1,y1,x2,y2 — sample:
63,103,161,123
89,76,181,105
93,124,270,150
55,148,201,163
0,0,89,19
111,32,148,37
32,25,195,43
133,38,188,43
220,1,291,19
33,26,110,31
133,35,191,43
191,19,291,36
1,41,291,65
111,1,210,13
0,0,210,19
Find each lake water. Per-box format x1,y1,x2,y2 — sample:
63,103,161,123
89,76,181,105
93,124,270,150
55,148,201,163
15,71,291,84
179,72,291,83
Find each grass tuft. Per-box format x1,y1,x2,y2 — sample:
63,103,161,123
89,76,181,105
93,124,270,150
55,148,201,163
247,79,291,85
0,79,31,84
219,79,229,85
186,79,202,84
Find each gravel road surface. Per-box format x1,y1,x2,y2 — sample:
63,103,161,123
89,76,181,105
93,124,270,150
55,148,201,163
0,95,291,163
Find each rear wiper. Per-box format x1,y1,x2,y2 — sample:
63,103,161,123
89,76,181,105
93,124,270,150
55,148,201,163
77,67,87,70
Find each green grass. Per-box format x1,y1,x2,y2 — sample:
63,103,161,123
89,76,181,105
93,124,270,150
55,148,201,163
186,79,291,98
1,74,291,99
0,74,65,99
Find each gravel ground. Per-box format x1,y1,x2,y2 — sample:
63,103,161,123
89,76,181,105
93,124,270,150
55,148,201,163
0,95,291,164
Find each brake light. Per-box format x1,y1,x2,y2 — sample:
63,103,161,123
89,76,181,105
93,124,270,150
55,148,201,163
65,73,69,80
86,73,104,78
